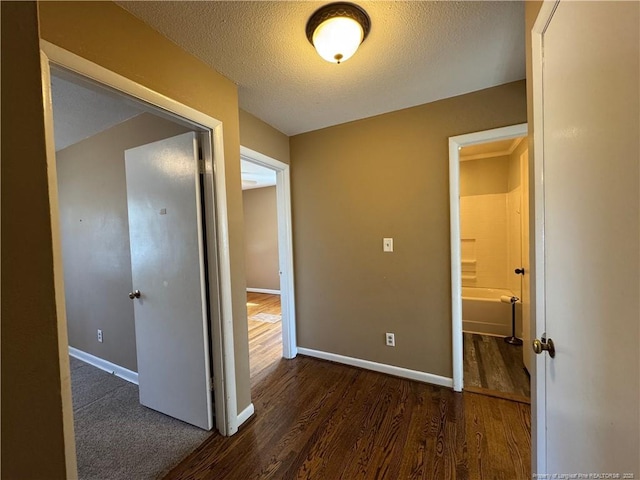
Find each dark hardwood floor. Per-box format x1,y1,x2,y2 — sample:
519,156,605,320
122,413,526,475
165,355,531,480
463,333,530,402
247,292,282,388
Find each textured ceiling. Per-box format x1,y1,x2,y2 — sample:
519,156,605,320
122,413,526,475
117,1,525,136
51,74,143,151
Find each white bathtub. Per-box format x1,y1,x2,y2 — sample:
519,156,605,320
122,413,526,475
462,287,522,337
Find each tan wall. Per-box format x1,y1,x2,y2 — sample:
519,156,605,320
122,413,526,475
290,81,527,377
57,113,190,372
239,109,290,164
460,155,509,197
1,2,73,478
38,0,251,427
243,187,280,291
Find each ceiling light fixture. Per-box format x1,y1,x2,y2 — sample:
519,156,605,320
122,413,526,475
306,2,371,64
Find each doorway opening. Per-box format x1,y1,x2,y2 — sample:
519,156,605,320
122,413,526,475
41,41,239,479
51,67,216,479
240,146,297,390
448,123,530,400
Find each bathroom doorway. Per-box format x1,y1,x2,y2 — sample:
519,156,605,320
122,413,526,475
449,124,531,402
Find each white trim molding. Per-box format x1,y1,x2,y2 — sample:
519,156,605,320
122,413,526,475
68,347,139,385
246,288,281,295
448,123,528,392
297,348,453,388
237,403,255,427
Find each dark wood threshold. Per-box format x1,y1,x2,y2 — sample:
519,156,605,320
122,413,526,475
464,385,531,404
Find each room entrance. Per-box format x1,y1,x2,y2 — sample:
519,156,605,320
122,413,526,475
240,147,297,391
47,63,225,478
448,123,530,397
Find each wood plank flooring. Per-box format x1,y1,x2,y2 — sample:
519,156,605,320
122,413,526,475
247,292,282,388
165,356,531,480
463,333,530,401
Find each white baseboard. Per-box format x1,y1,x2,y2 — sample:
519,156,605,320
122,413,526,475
246,288,280,295
297,347,453,389
69,346,138,385
237,403,255,426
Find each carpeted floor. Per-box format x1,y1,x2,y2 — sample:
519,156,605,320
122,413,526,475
70,356,211,480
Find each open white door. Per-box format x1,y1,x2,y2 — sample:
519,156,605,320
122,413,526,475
533,1,639,474
125,132,213,430
520,148,532,374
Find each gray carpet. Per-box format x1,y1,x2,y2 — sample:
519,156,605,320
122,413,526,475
70,357,211,480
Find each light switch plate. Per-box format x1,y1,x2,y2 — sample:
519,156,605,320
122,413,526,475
383,238,393,252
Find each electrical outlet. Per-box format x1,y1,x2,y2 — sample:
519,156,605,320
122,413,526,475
385,332,395,347
97,329,103,343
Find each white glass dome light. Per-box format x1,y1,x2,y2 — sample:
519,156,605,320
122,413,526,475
306,3,371,65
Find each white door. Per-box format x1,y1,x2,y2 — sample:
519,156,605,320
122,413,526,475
125,132,213,430
535,1,639,474
520,148,531,373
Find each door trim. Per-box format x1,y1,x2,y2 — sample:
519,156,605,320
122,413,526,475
39,40,239,443
448,123,528,392
240,146,298,359
531,1,561,474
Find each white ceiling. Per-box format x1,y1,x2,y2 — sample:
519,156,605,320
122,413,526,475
51,74,144,151
240,159,277,190
117,1,526,136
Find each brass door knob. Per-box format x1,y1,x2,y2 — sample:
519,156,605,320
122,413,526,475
533,337,555,358
128,289,141,299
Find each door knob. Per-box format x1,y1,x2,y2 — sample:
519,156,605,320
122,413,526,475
128,290,141,299
533,336,555,358
515,268,525,275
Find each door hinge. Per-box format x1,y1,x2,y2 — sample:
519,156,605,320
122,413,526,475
209,377,214,391
199,159,205,174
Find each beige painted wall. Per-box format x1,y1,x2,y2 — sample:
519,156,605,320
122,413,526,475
460,155,509,197
57,113,190,372
239,109,290,164
290,81,527,377
243,187,280,291
1,2,72,477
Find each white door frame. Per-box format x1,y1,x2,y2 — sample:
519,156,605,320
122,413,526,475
531,1,561,473
39,40,240,445
448,123,528,392
240,146,297,359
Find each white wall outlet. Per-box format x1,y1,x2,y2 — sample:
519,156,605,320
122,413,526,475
385,332,395,347
383,238,394,252
97,329,103,343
